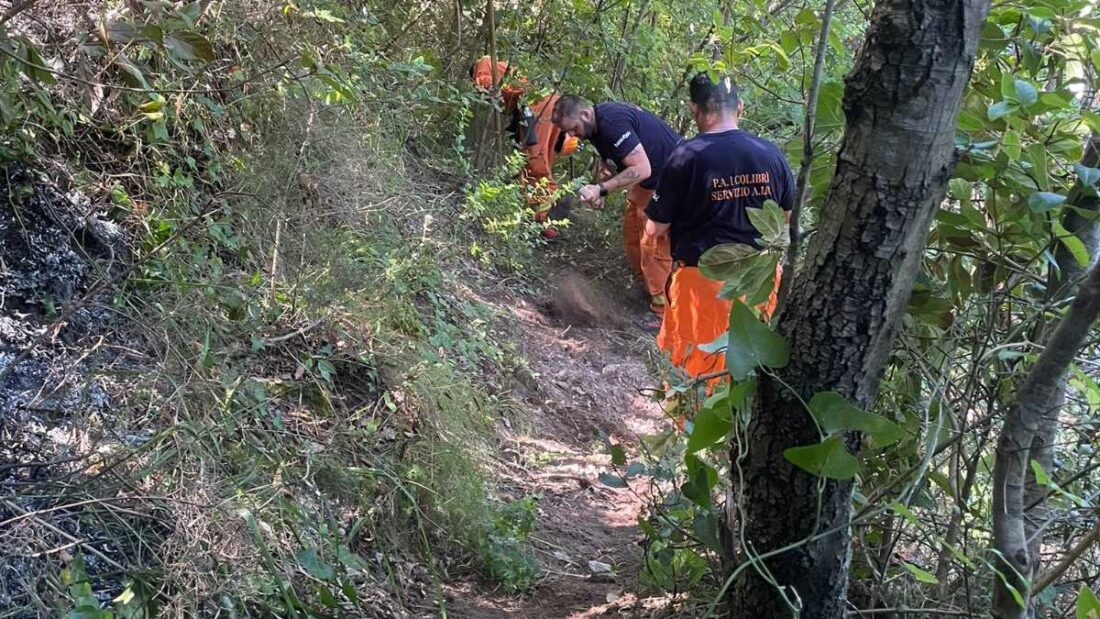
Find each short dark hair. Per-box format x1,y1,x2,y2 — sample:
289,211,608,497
689,72,740,113
552,95,591,123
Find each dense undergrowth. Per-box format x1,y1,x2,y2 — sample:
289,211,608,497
0,2,561,616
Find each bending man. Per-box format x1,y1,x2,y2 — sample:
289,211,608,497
645,73,795,378
552,96,680,315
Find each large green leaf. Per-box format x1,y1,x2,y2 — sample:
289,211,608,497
783,435,858,480
698,242,759,281
717,252,779,306
726,300,789,380
681,454,718,508
815,81,845,131
808,391,904,446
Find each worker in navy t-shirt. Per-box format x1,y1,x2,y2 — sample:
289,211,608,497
552,96,681,316
644,72,795,379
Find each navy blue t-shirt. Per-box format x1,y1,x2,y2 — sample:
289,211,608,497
592,102,682,190
645,129,795,265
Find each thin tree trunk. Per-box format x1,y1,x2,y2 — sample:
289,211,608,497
730,1,989,617
990,135,1100,617
991,261,1100,618
777,0,836,312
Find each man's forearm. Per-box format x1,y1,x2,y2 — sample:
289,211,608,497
601,165,648,192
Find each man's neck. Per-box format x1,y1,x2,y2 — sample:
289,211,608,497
701,114,739,134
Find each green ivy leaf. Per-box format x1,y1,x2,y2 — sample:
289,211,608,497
808,391,904,446
1002,130,1021,161
726,300,789,380
780,31,799,55
890,501,920,526
903,561,939,584
1078,585,1100,619
815,81,845,131
1027,191,1067,212
783,435,859,479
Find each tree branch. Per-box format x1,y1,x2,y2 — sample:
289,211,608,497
1032,519,1100,595
777,0,835,312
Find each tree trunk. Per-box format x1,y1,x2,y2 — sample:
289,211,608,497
991,262,1100,618
990,135,1100,617
729,1,989,617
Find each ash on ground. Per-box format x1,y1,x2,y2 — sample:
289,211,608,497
0,163,145,611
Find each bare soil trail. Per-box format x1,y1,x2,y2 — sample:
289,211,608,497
444,258,674,618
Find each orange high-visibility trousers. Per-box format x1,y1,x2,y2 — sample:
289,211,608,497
657,263,782,379
623,186,672,307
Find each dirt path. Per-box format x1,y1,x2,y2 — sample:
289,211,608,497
444,271,668,618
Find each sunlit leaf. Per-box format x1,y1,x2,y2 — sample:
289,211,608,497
1029,459,1053,487
746,200,788,248
903,561,939,584
1078,585,1100,619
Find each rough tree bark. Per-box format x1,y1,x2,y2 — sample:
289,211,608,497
729,1,989,616
990,136,1100,618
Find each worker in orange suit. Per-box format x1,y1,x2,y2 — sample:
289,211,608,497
645,72,794,380
470,56,579,227
470,55,526,112
551,95,681,317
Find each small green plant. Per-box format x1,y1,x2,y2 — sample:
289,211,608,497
61,555,149,619
472,496,541,592
461,152,574,271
